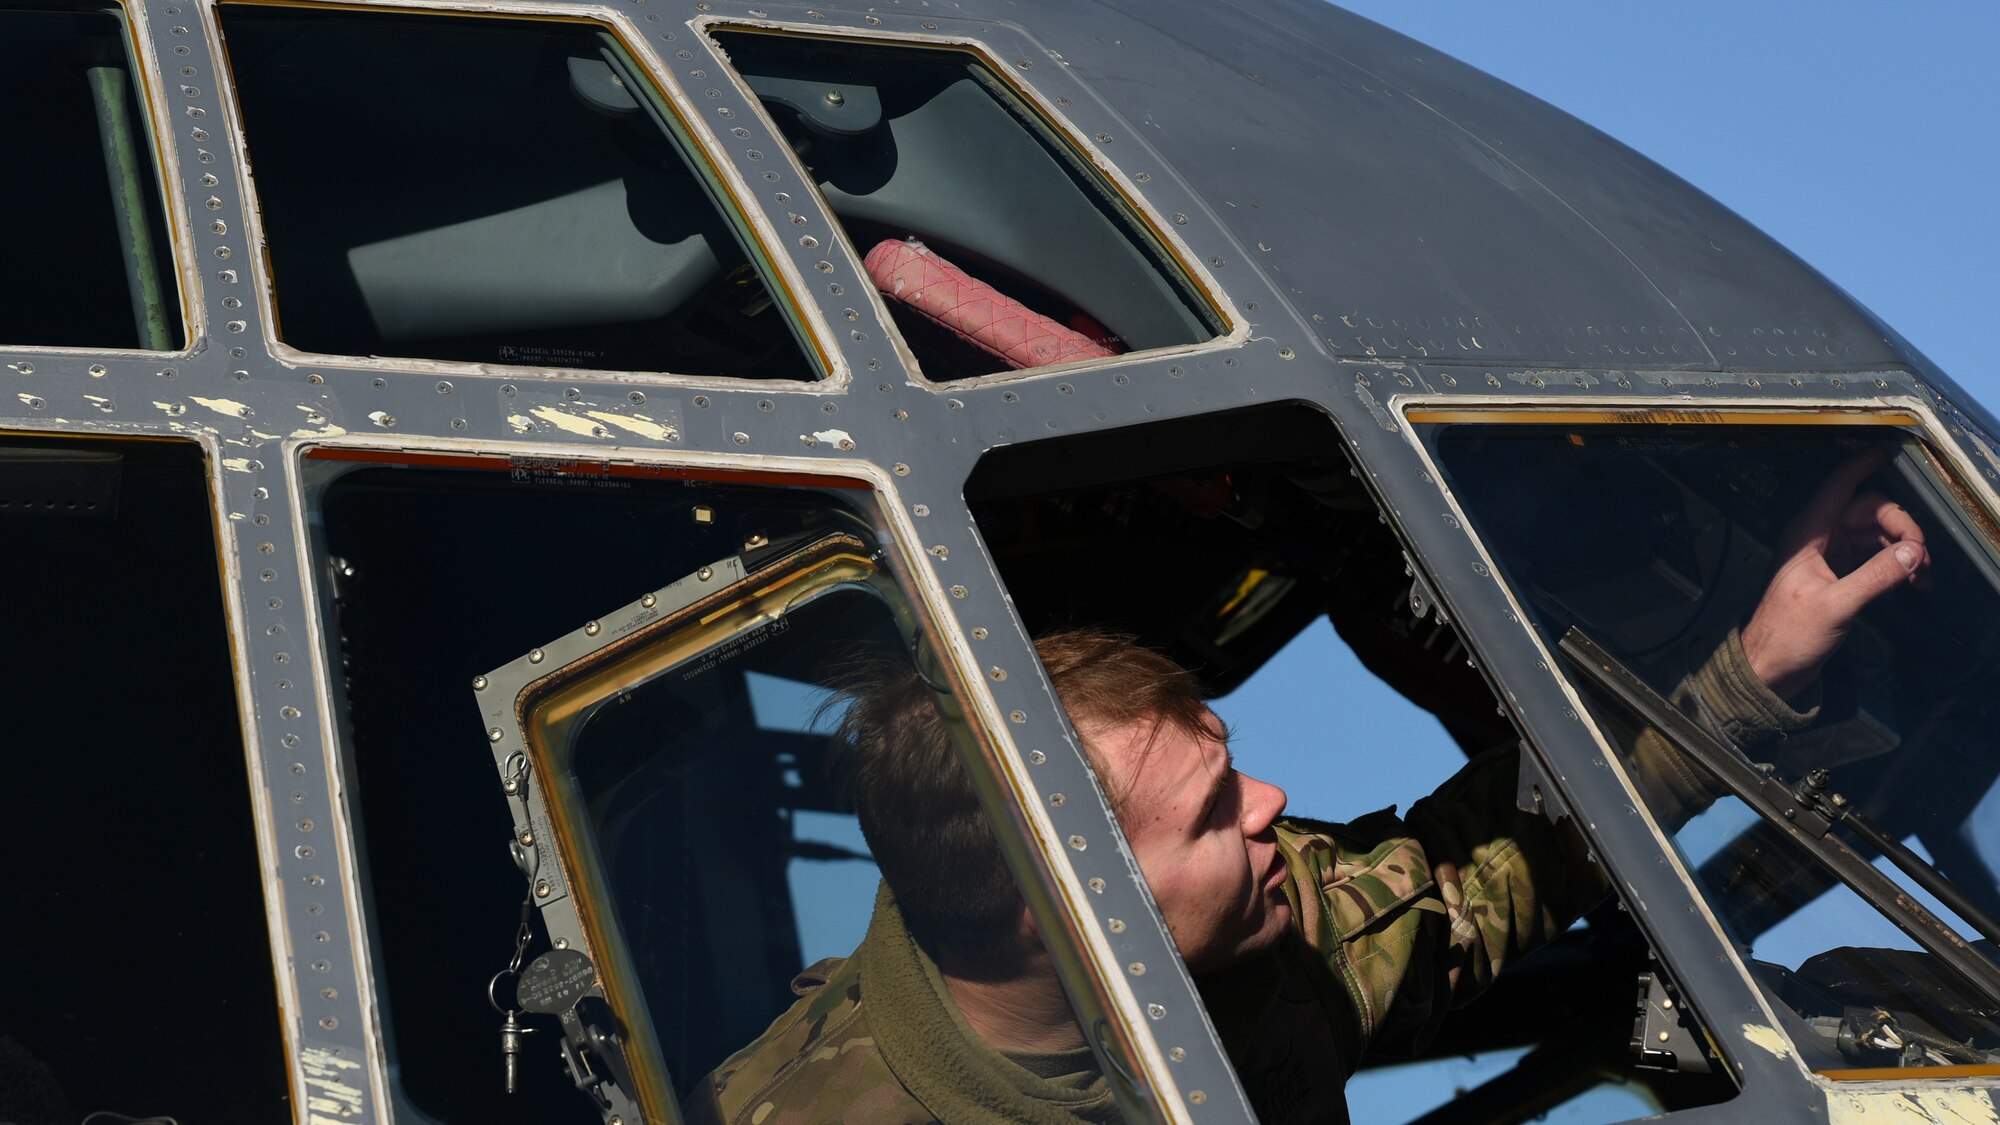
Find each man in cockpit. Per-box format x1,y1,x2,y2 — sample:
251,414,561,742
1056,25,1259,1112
684,455,1931,1125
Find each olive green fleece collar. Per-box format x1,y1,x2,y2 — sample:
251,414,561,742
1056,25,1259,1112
855,883,1124,1125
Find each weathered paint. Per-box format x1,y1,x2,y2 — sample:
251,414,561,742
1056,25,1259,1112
1826,1088,2000,1125
222,456,255,473
809,427,855,448
298,1045,366,1124
190,395,251,419
585,409,678,442
1743,1023,1793,1060
529,404,601,437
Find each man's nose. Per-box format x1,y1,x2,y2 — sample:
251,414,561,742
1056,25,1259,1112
1240,773,1288,834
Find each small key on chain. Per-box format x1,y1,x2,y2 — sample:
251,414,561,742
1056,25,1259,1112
499,1008,534,1094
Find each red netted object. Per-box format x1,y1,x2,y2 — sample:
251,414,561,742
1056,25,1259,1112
864,239,1120,370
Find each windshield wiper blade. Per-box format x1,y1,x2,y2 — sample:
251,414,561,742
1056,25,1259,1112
1557,627,2000,1014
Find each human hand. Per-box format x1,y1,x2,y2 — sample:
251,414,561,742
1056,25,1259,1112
1741,449,1930,702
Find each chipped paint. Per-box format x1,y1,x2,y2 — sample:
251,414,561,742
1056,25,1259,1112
299,1044,365,1123
291,425,349,438
190,395,250,419
529,405,602,438
810,428,855,448
15,392,37,406
1827,1087,1999,1125
85,394,113,412
506,413,536,434
222,457,255,473
1741,1022,1792,1060
584,409,678,442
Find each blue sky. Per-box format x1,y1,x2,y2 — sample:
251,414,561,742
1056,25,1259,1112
1216,4,1999,1120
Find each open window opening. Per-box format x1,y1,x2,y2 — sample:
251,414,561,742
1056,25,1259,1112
0,436,285,1122
2,2,181,349
715,30,1222,380
1425,415,2000,1082
308,455,1125,1123
967,403,1741,1123
222,8,816,377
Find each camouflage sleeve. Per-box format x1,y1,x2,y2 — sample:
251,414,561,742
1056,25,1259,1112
1621,626,1820,828
1277,628,1820,1065
1276,743,1604,1064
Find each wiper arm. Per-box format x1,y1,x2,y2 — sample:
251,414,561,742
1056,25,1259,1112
1557,627,2000,1014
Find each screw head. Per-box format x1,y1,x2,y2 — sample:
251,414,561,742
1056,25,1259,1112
473,676,488,691
824,89,844,106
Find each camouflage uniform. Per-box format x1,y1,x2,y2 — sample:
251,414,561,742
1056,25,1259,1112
684,630,1813,1125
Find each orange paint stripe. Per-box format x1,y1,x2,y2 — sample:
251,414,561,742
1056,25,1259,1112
1816,1064,2000,1082
301,447,871,489
1405,408,1920,427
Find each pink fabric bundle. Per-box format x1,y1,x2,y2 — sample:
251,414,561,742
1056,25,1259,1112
863,239,1119,370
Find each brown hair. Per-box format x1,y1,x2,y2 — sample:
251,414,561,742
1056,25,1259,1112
826,628,1206,971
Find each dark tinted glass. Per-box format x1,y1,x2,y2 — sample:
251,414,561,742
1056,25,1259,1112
224,8,814,377
1,437,284,1121
718,31,1218,379
0,4,180,349
1432,422,2000,1073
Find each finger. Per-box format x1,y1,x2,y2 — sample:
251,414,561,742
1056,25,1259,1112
1786,448,1890,553
1826,537,1927,619
1841,490,1927,544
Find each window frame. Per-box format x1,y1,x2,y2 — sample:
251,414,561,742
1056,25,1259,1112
211,0,838,386
694,15,1246,392
1392,394,2000,1096
292,437,1226,1123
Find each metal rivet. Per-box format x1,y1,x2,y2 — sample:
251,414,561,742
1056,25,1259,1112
1658,1031,1671,1043
1148,1004,1165,1020
585,621,601,636
1068,835,1087,850
893,462,909,476
1107,917,1124,932
528,649,544,664
1128,962,1146,976
1049,792,1065,806
1010,710,1027,724
320,1017,339,1031
698,566,714,581
473,676,488,691
1089,877,1105,893
535,881,552,898
1189,1091,1205,1105
1662,998,1675,1011
488,727,504,742
1028,750,1046,764
732,432,750,445
929,545,948,559
1170,1048,1186,1062
971,627,988,640
950,585,968,599
913,504,930,517
641,593,658,608
988,666,1005,681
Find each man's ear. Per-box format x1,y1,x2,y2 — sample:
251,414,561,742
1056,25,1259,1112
1017,901,1044,950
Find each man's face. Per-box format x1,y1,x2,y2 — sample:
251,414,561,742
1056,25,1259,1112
1084,710,1291,974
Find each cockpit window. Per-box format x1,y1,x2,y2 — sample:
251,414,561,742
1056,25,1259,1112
1425,416,2000,1077
310,458,1126,1122
2,2,181,350
222,8,817,378
714,31,1222,380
